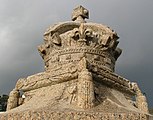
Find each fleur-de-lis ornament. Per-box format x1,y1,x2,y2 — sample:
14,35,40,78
72,23,93,47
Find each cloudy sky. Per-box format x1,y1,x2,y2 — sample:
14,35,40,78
0,0,153,108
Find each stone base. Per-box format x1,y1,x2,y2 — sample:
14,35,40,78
0,110,152,120
4,80,153,120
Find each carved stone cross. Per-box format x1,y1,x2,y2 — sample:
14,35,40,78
72,5,89,23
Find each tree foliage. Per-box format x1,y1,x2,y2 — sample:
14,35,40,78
0,94,9,111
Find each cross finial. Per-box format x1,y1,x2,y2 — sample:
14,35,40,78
72,5,89,23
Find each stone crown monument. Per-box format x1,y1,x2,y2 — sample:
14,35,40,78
1,6,152,120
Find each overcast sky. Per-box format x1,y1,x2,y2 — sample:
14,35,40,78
0,0,153,108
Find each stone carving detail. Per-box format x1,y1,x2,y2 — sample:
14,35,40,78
4,5,152,120
67,85,77,104
77,57,95,109
7,89,19,110
72,5,89,23
132,82,149,113
71,24,94,47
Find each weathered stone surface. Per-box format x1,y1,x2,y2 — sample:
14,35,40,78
0,110,152,120
1,5,152,119
6,89,19,111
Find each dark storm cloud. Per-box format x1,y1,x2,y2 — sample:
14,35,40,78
0,0,153,108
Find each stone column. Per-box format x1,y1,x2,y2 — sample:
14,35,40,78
7,89,19,111
132,83,149,113
77,69,95,109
